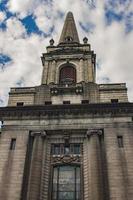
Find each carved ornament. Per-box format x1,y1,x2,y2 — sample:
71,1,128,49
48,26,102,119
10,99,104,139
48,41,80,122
52,155,81,164
87,129,103,137
30,131,47,138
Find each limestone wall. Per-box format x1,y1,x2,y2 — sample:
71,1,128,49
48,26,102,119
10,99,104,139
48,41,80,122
0,114,133,200
99,83,128,103
0,129,29,200
8,87,35,106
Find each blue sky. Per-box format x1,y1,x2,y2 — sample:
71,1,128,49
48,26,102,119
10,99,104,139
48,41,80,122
0,0,133,106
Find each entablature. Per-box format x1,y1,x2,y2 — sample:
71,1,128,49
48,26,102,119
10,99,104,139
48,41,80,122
46,43,91,53
0,103,133,120
41,53,95,63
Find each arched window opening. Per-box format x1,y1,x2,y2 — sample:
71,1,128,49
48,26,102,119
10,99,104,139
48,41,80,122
59,66,76,85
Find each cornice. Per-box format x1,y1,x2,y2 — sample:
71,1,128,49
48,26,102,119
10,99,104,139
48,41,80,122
0,103,133,120
42,49,94,57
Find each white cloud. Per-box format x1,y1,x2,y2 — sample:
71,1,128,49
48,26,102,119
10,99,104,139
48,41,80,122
0,16,50,105
0,0,133,106
6,17,26,39
0,11,6,22
7,0,39,18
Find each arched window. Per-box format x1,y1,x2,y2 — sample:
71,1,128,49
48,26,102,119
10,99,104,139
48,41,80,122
59,65,76,85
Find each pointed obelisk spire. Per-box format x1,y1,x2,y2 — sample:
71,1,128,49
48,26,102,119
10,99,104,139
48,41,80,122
59,12,80,44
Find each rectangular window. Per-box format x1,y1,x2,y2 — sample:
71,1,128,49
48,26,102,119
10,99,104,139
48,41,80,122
81,100,89,104
52,165,80,200
51,144,81,155
51,144,60,155
111,99,118,103
45,101,52,105
10,138,16,150
73,144,80,154
63,101,70,104
117,136,123,148
16,102,24,106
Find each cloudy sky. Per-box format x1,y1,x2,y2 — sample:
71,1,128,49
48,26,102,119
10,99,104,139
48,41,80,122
0,0,133,106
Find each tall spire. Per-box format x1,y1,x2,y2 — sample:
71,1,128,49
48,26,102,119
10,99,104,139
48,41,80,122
59,12,80,44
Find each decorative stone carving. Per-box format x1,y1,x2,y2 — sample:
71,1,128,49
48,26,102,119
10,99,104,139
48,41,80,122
86,129,103,137
50,87,58,95
52,155,81,164
30,131,47,138
83,37,88,44
49,38,54,46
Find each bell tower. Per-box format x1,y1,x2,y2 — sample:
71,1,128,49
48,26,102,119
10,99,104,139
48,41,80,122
41,12,96,104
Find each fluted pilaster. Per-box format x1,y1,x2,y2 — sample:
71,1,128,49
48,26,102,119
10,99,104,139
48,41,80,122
27,131,46,200
83,129,103,200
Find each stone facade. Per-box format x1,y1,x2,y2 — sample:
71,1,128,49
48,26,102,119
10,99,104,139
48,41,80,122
0,11,133,200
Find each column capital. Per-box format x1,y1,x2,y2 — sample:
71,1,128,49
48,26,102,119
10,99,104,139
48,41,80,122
86,129,103,137
30,131,47,138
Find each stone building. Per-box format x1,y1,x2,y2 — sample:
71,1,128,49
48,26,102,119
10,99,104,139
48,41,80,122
0,11,133,200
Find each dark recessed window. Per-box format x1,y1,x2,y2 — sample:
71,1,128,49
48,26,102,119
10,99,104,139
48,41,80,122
65,36,73,42
16,102,24,106
10,138,16,150
59,66,76,85
117,136,123,148
111,99,118,103
45,101,52,105
51,144,81,155
63,101,70,104
81,100,89,104
73,144,81,154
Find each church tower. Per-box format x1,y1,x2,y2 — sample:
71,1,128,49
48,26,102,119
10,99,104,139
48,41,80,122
0,12,133,200
41,11,97,105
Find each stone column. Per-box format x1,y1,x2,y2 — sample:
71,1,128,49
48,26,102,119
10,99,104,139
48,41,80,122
41,61,49,84
86,129,103,200
27,131,46,200
84,59,88,82
40,139,51,200
48,60,57,84
51,59,57,83
77,58,84,82
88,60,94,82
